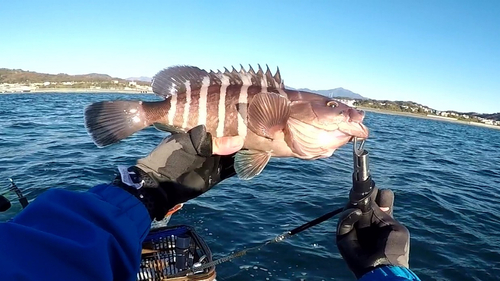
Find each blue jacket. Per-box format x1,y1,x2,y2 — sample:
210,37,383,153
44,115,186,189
0,184,420,280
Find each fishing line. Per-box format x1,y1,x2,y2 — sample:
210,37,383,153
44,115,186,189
169,206,344,277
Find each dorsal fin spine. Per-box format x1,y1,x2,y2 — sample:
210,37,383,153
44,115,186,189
274,66,282,85
248,65,256,74
259,64,268,88
257,64,263,75
220,74,230,84
265,65,274,88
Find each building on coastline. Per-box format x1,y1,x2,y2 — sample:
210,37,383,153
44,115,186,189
0,81,152,93
334,98,356,107
0,83,33,93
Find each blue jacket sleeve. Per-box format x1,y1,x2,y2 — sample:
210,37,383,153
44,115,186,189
359,266,421,281
0,184,151,281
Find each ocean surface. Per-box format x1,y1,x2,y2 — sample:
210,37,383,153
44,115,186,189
1,93,499,281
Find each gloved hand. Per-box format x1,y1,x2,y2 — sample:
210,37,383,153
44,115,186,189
336,189,410,279
114,125,236,221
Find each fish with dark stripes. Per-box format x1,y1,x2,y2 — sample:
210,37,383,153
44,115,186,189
84,65,369,179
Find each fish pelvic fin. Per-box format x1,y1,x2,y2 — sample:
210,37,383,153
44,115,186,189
247,92,291,139
151,64,285,98
234,150,272,180
84,100,153,147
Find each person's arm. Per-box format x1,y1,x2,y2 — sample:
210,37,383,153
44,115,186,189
0,184,150,281
336,189,421,281
0,125,236,281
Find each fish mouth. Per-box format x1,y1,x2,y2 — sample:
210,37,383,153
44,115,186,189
286,116,369,158
337,120,369,140
344,108,369,140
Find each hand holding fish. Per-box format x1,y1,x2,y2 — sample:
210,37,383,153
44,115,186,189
113,125,236,220
336,189,411,279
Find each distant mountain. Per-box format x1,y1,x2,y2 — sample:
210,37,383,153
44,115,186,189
475,113,500,121
126,76,152,82
0,68,153,86
287,87,365,99
0,68,127,83
442,110,500,121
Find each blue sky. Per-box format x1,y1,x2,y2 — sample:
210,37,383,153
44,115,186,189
1,0,499,113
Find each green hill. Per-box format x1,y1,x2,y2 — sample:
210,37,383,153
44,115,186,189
0,68,149,85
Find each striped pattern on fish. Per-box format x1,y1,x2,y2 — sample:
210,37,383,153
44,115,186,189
84,64,369,180
147,65,285,137
142,84,277,138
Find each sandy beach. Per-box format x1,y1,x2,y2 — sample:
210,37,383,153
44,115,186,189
358,106,500,131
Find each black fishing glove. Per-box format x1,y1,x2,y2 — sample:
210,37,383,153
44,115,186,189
113,125,236,221
336,189,410,279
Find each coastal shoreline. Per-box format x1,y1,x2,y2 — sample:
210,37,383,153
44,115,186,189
1,88,152,94
1,91,498,131
358,107,500,131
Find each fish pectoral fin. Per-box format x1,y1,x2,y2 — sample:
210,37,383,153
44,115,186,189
234,150,272,180
153,123,185,134
247,92,290,139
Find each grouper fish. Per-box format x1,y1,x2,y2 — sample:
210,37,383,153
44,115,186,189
84,65,369,180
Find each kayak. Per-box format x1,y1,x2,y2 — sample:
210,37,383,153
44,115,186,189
138,224,216,281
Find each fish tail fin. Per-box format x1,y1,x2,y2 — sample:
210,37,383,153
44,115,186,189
84,100,153,147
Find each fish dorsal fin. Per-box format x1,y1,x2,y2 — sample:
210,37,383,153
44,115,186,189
232,64,284,89
216,64,284,89
152,65,220,97
151,65,285,97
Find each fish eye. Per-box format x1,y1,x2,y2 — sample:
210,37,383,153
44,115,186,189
327,101,338,108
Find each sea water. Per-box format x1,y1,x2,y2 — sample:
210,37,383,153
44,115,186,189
1,93,499,280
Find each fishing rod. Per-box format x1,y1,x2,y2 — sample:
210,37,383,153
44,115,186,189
167,207,345,277
170,137,375,277
0,178,29,213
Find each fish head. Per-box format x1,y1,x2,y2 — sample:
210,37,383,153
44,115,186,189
289,97,369,139
285,96,369,157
